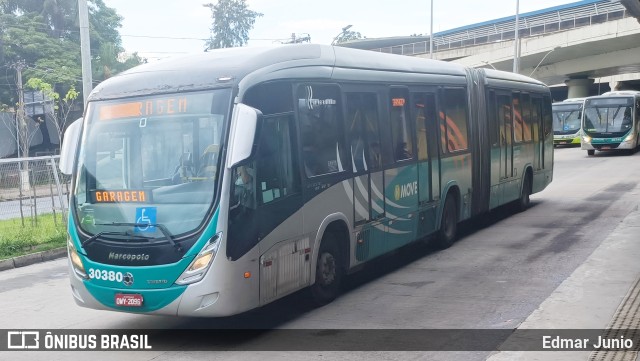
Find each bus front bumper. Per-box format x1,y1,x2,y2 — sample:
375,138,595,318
68,257,259,317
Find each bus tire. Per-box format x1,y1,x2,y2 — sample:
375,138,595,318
310,234,343,305
587,150,595,156
434,195,457,250
517,173,532,212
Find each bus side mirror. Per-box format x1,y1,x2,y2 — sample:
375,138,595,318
59,118,83,175
226,103,261,169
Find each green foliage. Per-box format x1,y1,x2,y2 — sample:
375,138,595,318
204,0,263,49
0,213,66,260
0,0,141,107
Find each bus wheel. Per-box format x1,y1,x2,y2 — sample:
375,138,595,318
517,174,532,212
434,196,457,249
587,150,595,156
310,234,343,305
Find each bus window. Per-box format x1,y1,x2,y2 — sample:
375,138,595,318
390,88,413,161
441,88,469,152
256,115,299,205
346,93,381,172
522,94,533,142
497,95,512,146
532,97,542,142
512,94,523,143
297,84,345,177
412,92,436,161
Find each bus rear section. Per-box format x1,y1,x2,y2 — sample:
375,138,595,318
581,91,640,156
552,98,584,146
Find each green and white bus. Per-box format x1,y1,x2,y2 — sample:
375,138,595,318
60,44,553,317
582,91,640,156
552,97,584,146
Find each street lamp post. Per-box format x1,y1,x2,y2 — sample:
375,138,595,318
482,61,497,70
513,0,520,73
429,0,434,59
331,25,353,45
529,46,561,77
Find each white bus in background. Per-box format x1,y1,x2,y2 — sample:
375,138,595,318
582,91,640,156
552,97,584,147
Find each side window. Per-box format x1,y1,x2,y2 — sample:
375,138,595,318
522,94,533,142
532,97,542,142
412,92,436,161
497,95,512,146
487,90,499,147
256,115,299,205
512,94,523,143
297,84,345,177
441,88,469,152
389,88,413,161
346,92,381,172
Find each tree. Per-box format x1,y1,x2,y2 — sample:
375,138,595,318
25,77,78,146
204,0,263,49
0,0,141,108
335,29,364,44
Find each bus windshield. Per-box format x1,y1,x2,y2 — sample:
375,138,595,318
584,98,633,136
552,104,581,135
73,90,231,238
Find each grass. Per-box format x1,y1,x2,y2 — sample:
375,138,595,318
0,213,67,260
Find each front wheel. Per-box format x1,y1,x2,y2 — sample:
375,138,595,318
587,150,595,156
433,196,457,250
310,234,343,305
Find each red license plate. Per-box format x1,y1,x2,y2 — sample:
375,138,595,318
115,293,143,307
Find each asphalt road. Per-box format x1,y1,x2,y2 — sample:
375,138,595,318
1,145,640,361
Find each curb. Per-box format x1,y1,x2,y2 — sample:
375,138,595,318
0,247,66,272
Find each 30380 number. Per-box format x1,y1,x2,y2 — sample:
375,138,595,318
88,268,124,282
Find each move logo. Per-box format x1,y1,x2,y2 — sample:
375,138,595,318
394,182,418,200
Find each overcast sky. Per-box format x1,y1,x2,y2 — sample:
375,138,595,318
106,0,575,61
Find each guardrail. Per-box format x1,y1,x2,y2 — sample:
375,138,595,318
374,1,629,56
0,155,70,227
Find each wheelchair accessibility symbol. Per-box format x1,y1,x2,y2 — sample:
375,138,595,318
135,207,156,233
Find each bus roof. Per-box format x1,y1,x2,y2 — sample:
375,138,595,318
88,44,544,101
597,91,640,97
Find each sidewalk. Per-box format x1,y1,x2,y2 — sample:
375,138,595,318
487,209,640,360
0,247,66,271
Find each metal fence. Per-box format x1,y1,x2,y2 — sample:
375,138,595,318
0,156,70,228
372,0,629,55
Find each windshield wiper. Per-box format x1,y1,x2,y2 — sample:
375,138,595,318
96,222,182,252
82,231,155,248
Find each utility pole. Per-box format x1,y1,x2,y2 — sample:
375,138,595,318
429,0,434,59
78,0,93,105
13,61,26,159
12,60,31,194
513,0,520,73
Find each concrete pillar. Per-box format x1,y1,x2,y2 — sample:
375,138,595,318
565,78,594,98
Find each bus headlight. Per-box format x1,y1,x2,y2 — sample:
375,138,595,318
68,239,88,279
175,232,222,285
624,134,635,142
582,135,592,143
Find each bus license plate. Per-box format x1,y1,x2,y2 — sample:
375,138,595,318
601,146,611,150
115,293,143,307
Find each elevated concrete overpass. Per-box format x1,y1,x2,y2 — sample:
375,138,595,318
341,0,640,100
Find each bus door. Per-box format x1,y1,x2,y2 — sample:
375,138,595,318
345,92,384,262
496,93,515,203
411,91,438,238
383,87,418,249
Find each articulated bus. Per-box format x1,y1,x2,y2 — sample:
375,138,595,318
581,91,640,156
552,97,585,147
59,44,553,317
